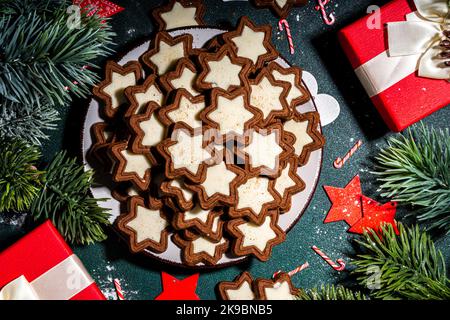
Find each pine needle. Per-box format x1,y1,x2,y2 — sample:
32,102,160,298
0,0,115,107
0,138,44,212
373,123,450,234
352,223,450,300
0,97,59,145
297,285,369,300
31,151,110,245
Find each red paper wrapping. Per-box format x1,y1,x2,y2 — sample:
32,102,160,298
0,220,105,300
338,0,450,132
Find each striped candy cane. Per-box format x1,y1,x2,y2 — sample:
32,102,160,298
114,278,125,300
273,262,309,279
315,0,336,26
333,139,363,169
311,246,346,271
278,19,295,55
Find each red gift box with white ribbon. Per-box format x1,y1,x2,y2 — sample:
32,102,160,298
0,220,105,300
339,0,450,132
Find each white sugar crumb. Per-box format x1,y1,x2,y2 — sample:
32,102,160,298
296,15,300,21
127,28,136,35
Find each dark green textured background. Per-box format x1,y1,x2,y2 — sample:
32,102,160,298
1,0,449,300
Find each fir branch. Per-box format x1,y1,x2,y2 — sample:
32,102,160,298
0,1,115,106
296,285,369,300
0,0,64,16
0,97,59,145
352,223,450,300
0,139,44,212
373,123,450,234
31,151,110,245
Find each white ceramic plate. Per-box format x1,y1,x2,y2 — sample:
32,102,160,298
82,27,323,269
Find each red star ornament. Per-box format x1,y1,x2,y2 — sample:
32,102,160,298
323,175,363,226
155,272,200,300
73,0,124,18
348,195,399,235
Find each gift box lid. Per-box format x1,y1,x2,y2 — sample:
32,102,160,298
338,0,450,132
0,220,105,300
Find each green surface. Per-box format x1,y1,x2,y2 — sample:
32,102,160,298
1,0,449,300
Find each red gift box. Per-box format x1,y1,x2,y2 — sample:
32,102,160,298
338,0,450,132
0,220,105,300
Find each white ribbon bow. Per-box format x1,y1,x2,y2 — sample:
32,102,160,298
387,0,450,79
0,255,94,300
0,276,39,300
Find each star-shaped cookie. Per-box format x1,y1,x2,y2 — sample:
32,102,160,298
157,124,211,183
283,111,325,166
200,88,261,142
128,101,167,154
248,68,290,126
158,89,205,131
141,32,193,76
229,174,281,224
186,159,246,209
218,272,256,300
152,0,205,31
124,74,164,117
222,16,278,73
255,273,300,300
161,178,195,211
110,141,156,191
240,123,293,178
117,196,170,253
227,211,285,261
182,213,225,242
93,60,142,119
88,122,116,167
252,0,308,18
269,157,305,212
173,205,223,236
267,61,310,112
173,233,229,266
196,44,251,92
160,58,200,97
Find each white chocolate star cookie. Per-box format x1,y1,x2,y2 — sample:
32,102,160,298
142,32,193,75
227,211,285,261
201,88,260,141
152,0,205,31
197,45,250,92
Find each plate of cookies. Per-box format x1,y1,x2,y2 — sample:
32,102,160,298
82,17,325,269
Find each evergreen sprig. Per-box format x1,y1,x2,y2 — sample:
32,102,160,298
0,0,115,106
0,97,59,145
31,151,110,245
373,124,450,234
296,285,369,300
0,0,63,16
352,223,450,300
0,139,44,212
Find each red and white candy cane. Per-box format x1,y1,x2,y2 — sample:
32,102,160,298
114,278,125,300
311,246,345,271
315,0,336,26
278,19,295,55
273,262,309,279
333,139,363,169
